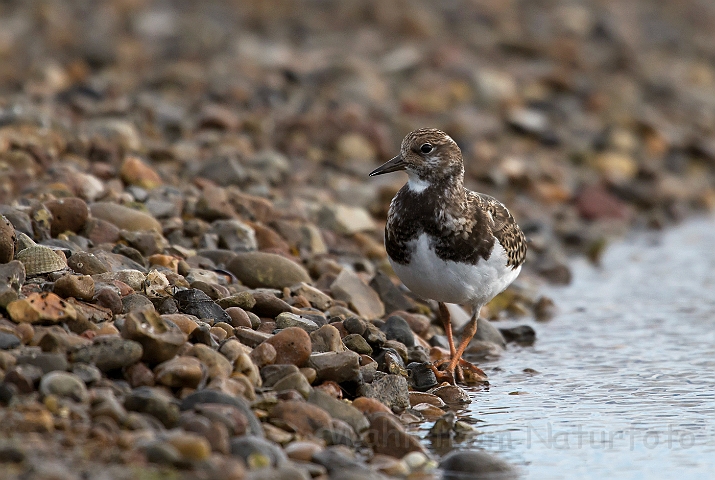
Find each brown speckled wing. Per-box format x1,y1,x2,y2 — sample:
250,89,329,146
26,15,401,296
470,192,526,268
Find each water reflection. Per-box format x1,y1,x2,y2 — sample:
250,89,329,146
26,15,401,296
424,218,715,479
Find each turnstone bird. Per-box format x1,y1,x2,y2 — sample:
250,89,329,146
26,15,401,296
370,128,526,384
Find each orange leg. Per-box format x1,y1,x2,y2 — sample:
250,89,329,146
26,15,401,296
446,315,477,379
439,302,457,360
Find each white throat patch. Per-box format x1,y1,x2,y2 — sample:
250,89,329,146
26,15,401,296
407,172,431,193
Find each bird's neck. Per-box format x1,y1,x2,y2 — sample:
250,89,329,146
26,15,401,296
406,171,466,203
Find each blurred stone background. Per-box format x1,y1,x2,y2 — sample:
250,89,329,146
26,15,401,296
1,0,715,274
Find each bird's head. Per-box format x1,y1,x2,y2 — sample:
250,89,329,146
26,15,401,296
369,128,464,192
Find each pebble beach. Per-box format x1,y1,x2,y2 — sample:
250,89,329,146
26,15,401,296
1,1,714,479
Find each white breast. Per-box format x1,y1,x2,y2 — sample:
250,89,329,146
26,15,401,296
389,233,521,308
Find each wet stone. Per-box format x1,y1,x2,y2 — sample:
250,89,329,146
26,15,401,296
473,317,507,348
500,325,536,345
406,362,438,391
430,384,471,405
439,449,515,480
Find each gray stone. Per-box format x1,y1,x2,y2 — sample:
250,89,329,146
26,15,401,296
69,336,143,372
261,364,300,388
216,291,256,310
439,449,516,480
180,390,263,437
308,351,360,383
226,252,310,289
229,436,286,467
121,293,155,314
357,374,410,412
343,334,372,355
473,317,506,348
310,324,345,352
124,386,180,428
272,371,313,399
209,219,257,252
39,371,88,402
0,332,20,350
308,389,369,434
381,315,415,347
369,271,416,314
275,312,319,333
330,269,384,320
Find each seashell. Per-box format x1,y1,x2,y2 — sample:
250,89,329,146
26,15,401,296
14,231,36,252
15,245,67,275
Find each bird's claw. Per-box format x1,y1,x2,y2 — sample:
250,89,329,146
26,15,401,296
431,358,488,385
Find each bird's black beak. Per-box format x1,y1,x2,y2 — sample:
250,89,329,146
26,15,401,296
369,154,406,176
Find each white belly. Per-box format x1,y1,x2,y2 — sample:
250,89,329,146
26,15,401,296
389,233,521,308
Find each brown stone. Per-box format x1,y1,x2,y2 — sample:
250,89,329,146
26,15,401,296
265,327,311,367
7,292,77,324
352,397,392,415
365,413,427,458
44,197,89,237
155,356,205,388
270,400,332,436
120,156,162,189
53,274,95,301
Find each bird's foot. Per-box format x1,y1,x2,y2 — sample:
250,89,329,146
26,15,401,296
430,358,488,385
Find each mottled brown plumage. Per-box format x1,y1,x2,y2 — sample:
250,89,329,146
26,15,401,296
370,128,526,385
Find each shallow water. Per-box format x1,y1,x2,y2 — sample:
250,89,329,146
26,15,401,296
421,217,715,479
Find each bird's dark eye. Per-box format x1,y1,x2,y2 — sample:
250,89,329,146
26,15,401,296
420,143,433,154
